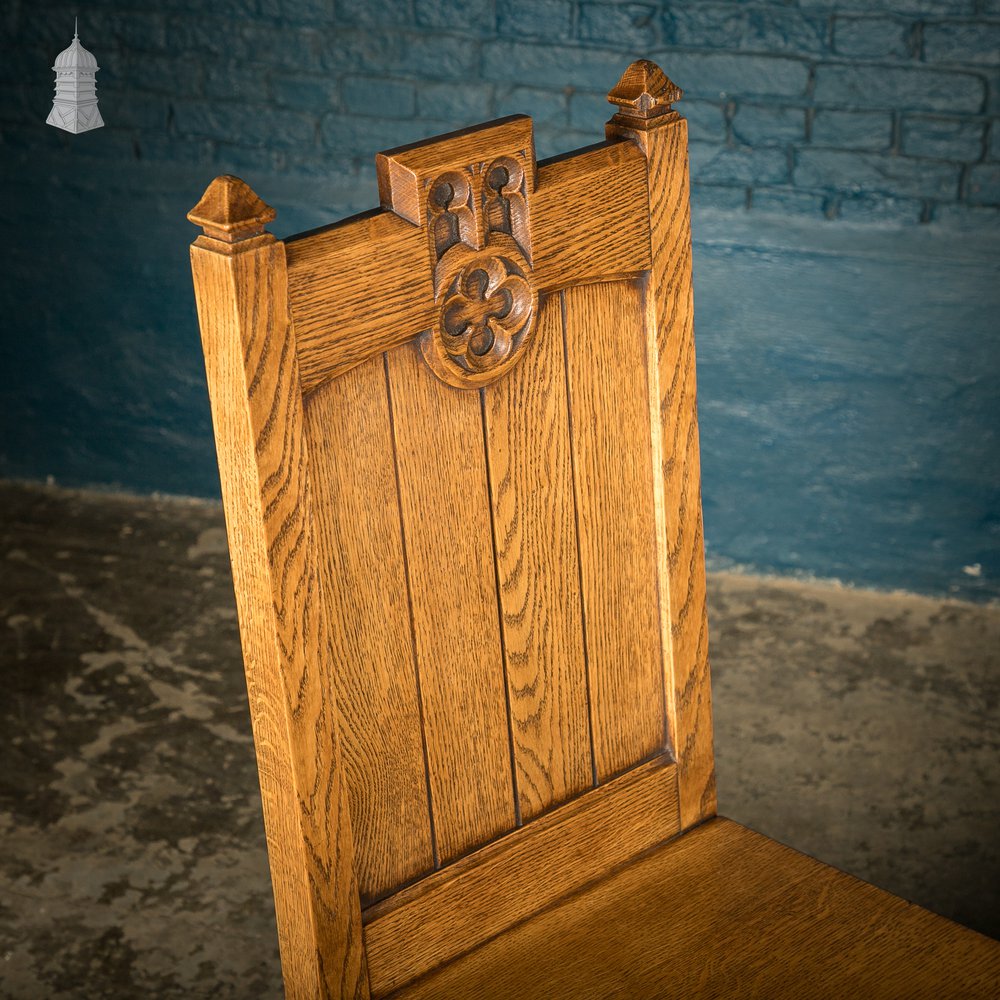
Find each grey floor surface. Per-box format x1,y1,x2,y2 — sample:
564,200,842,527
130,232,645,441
1,480,998,998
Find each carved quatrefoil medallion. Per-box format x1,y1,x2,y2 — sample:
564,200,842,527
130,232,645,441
418,149,537,389
421,240,537,387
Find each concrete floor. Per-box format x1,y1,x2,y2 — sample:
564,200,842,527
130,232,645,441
1,480,997,998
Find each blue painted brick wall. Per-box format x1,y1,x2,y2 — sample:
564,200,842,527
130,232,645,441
3,1,997,223
1,1,999,600
5,1,999,229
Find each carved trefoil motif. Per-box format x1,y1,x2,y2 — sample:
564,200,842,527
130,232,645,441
421,151,537,389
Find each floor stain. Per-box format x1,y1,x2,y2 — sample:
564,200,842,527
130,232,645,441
0,480,997,997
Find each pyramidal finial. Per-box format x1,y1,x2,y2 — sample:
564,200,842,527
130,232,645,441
187,175,276,244
608,60,683,118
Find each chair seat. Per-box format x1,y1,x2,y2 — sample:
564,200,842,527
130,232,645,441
397,817,1000,999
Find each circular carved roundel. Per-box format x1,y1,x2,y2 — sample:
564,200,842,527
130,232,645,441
421,246,537,389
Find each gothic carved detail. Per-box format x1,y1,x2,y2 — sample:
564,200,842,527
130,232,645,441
420,150,536,389
483,156,530,256
428,170,477,263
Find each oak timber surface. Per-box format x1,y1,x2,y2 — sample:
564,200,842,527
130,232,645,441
481,293,592,820
303,358,434,903
284,140,652,395
563,281,666,781
385,342,517,865
396,817,1000,1000
191,239,366,997
624,114,715,830
364,757,680,998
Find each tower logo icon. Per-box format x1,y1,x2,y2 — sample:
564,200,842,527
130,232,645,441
47,19,104,134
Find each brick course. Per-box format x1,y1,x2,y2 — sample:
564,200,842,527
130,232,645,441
664,7,831,56
498,0,574,41
691,143,791,185
649,50,811,99
811,109,892,150
732,104,807,146
813,65,985,113
832,16,913,60
795,148,961,199
7,1,998,223
579,3,660,49
923,21,1000,66
341,76,417,118
967,163,1000,205
903,116,986,161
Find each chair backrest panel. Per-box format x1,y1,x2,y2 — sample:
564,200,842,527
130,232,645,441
381,339,517,867
189,59,715,999
300,273,667,905
480,291,593,823
560,279,667,777
302,356,436,902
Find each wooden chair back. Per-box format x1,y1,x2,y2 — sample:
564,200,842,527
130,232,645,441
188,59,714,1000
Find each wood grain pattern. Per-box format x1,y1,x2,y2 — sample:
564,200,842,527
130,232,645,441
385,340,517,865
609,102,716,829
303,358,435,904
187,174,275,244
531,141,650,290
364,756,680,998
482,293,593,821
562,280,667,781
191,67,993,1000
285,139,651,395
286,210,434,395
397,817,1000,999
377,116,535,230
190,233,367,999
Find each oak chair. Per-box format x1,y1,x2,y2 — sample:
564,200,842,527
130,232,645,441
188,60,1000,999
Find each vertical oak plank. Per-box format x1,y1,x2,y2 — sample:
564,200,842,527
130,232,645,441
645,119,715,829
482,293,594,822
608,71,717,828
191,235,367,999
563,280,667,782
385,341,517,863
303,359,435,903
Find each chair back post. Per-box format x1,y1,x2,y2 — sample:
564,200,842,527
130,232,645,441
607,61,717,829
188,176,368,1000
187,59,717,998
